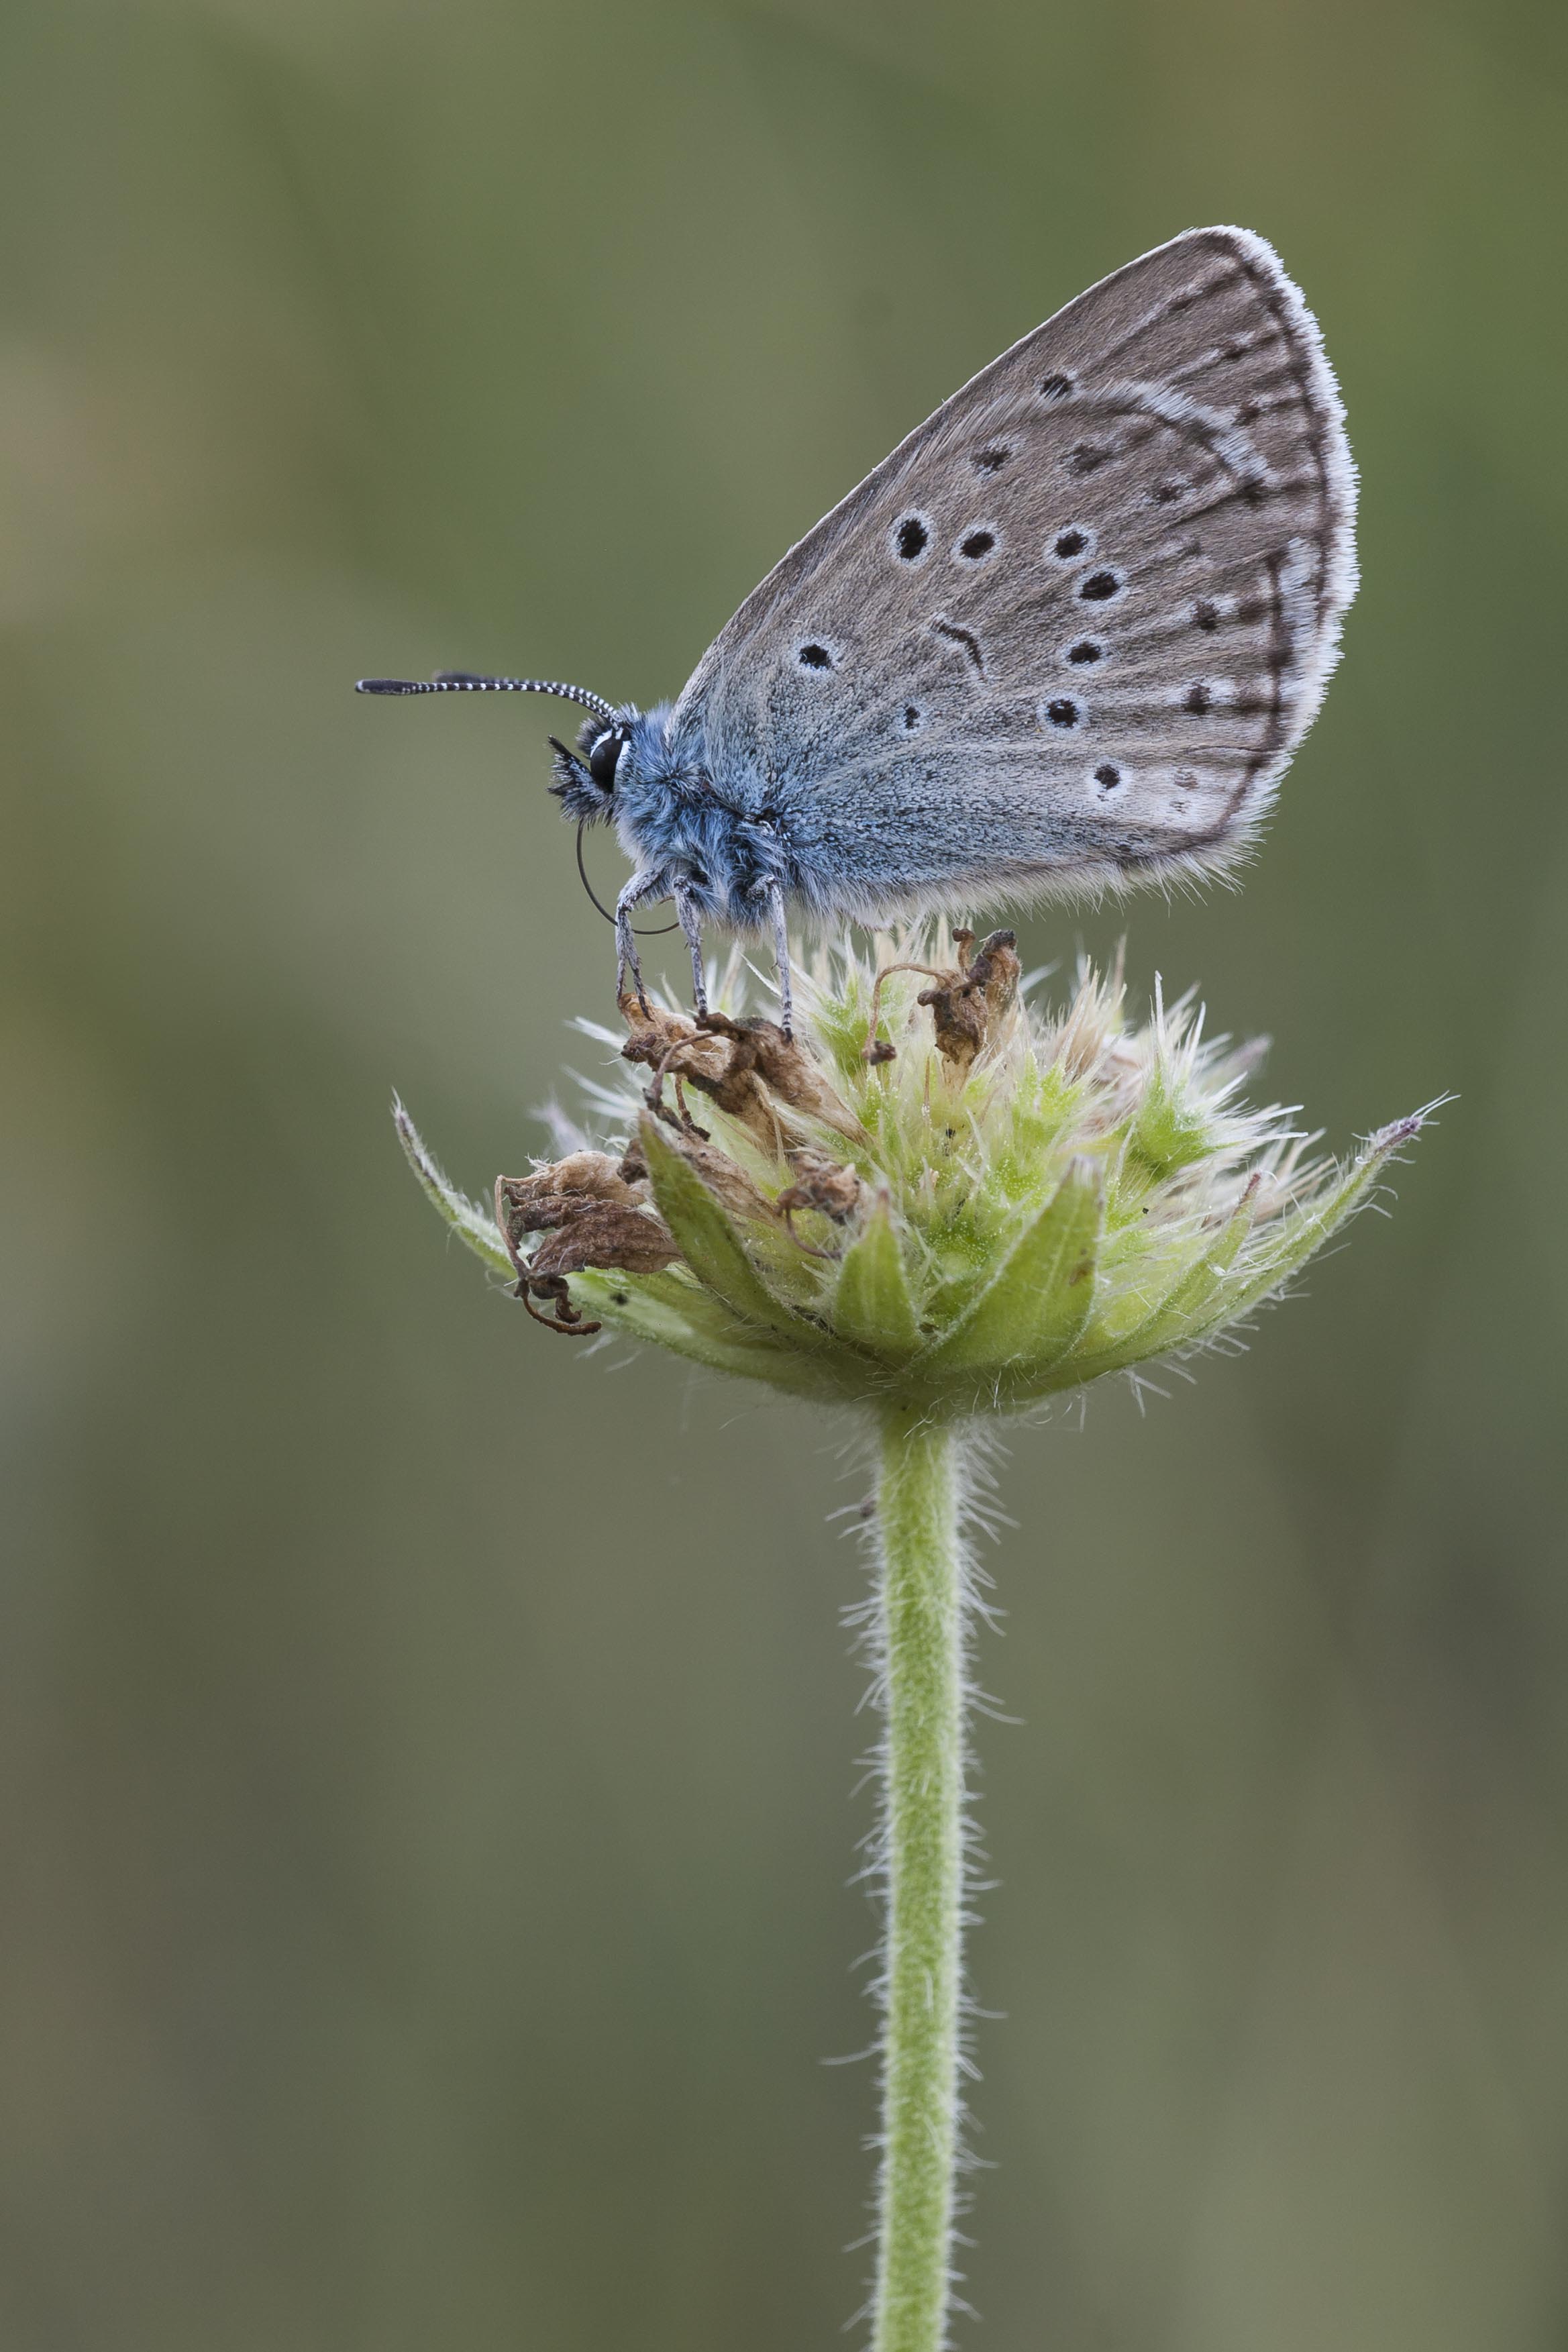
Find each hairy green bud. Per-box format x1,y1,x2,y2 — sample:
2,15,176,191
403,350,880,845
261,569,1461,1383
397,929,1430,1419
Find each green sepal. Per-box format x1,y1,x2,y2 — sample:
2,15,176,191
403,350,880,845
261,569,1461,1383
1020,1117,1420,1396
1113,1180,1259,1358
834,1195,921,1355
921,1160,1104,1375
1027,1182,1258,1394
394,1098,513,1277
570,1270,862,1402
638,1117,830,1346
1186,1125,1409,1343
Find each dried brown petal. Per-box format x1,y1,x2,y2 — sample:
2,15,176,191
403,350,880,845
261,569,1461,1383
698,1013,863,1136
621,993,734,1089
777,1149,864,1224
617,989,705,1068
664,1133,781,1227
620,994,772,1141
499,1153,645,1234
917,978,988,1071
527,1203,680,1280
622,992,861,1150
493,1159,678,1337
917,929,1022,1072
519,1272,599,1338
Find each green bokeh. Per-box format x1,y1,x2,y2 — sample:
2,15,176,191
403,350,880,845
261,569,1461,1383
3,1,1566,2345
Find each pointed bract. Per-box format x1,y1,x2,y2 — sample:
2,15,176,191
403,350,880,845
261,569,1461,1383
835,1196,921,1356
923,1160,1103,1379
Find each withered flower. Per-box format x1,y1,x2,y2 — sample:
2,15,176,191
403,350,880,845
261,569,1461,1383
492,1154,678,1334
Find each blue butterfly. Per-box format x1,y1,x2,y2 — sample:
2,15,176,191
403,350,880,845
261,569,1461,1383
360,226,1355,1037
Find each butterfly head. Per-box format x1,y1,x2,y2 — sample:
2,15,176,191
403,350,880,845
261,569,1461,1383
547,713,637,825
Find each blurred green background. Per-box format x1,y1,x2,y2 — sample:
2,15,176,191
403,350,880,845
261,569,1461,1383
3,0,1567,2345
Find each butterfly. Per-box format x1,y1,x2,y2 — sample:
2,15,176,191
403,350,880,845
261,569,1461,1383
359,225,1356,1037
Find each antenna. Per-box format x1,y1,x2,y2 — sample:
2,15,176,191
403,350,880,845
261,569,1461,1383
356,672,617,727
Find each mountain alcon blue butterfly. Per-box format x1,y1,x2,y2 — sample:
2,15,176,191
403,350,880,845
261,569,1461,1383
359,225,1356,1037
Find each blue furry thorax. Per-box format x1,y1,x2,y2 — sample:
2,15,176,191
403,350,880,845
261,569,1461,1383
550,701,792,931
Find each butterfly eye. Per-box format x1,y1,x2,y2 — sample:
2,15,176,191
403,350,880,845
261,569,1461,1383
588,724,628,791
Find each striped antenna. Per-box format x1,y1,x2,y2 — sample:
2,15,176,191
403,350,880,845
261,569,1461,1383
356,671,617,726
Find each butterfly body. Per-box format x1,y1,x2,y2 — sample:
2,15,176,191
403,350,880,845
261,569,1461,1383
554,703,792,933
361,226,1356,1031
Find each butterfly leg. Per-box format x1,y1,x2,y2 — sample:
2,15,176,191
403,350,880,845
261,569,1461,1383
674,884,709,1019
768,881,794,1040
614,871,666,1012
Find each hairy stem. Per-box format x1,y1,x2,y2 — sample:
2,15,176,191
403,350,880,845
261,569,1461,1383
871,1406,968,2352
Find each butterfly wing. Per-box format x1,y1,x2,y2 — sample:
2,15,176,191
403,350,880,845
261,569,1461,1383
668,225,1356,919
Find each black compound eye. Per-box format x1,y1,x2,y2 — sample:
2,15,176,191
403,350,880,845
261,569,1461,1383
588,725,627,791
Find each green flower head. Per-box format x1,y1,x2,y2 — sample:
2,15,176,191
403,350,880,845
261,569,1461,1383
399,928,1429,1421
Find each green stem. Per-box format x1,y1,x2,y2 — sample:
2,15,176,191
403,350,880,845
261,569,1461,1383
871,1406,967,2352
